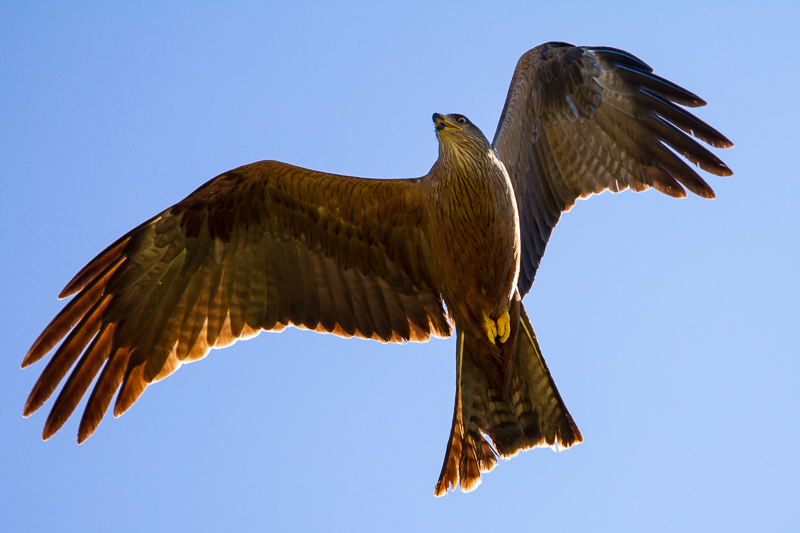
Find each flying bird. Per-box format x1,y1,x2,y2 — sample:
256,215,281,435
22,42,732,495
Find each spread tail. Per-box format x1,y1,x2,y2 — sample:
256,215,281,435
434,300,582,496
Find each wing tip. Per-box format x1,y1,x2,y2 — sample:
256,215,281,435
717,163,734,177
114,363,148,418
584,45,654,72
58,236,132,299
77,425,94,444
42,412,65,441
21,353,37,369
22,402,37,418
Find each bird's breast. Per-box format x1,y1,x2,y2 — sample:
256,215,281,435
426,156,520,324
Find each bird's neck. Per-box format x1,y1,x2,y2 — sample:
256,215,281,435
436,142,508,192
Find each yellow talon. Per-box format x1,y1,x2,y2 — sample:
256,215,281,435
483,310,511,344
497,310,510,343
484,314,498,344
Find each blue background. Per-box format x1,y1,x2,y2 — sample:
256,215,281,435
2,2,797,531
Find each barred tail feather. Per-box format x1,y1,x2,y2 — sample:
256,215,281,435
434,299,581,496
506,303,582,453
435,329,499,496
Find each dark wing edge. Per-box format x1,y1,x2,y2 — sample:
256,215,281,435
22,160,451,442
492,42,734,296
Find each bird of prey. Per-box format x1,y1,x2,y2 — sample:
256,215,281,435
22,42,732,496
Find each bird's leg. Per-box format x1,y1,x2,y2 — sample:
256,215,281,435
483,310,511,344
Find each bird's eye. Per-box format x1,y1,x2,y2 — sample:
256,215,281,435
457,117,468,124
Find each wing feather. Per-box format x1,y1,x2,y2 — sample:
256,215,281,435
24,160,450,440
493,42,733,296
24,295,112,417
295,239,321,331
228,251,249,338
347,268,375,339
23,256,125,368
43,323,115,439
262,237,283,331
115,360,149,417
78,347,130,442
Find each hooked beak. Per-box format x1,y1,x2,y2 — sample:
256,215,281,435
433,113,462,132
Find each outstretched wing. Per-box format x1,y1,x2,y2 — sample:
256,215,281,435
493,42,733,296
23,160,451,442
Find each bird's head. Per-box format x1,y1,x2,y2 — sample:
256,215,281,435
432,113,493,169
433,113,482,137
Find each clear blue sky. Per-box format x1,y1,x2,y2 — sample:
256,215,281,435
2,2,797,532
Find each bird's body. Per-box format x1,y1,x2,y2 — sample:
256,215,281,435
426,120,519,354
22,43,732,495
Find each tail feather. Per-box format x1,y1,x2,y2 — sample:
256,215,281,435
509,305,583,452
435,331,500,496
434,298,582,496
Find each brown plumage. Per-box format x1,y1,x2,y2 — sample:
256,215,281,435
22,42,732,495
